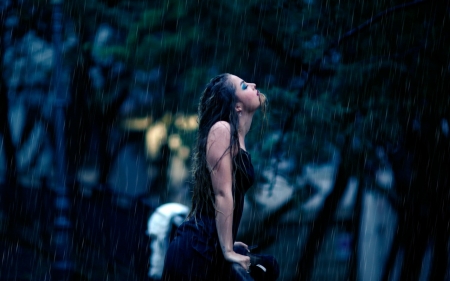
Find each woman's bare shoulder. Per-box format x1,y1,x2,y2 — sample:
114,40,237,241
210,121,230,132
207,121,231,159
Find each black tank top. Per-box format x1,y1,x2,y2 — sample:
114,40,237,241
177,149,255,260
230,149,255,238
198,148,254,238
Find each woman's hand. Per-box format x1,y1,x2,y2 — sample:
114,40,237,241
223,251,251,272
233,241,249,252
207,123,251,272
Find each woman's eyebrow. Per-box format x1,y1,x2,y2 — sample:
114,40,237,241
240,80,245,86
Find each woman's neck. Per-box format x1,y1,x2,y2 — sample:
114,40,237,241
238,113,254,145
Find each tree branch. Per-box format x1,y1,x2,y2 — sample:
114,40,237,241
270,0,434,182
333,0,430,48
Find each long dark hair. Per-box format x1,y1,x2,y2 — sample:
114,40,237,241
187,73,240,219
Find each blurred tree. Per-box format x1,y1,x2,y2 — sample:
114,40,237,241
1,0,449,279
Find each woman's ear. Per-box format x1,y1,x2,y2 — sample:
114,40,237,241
235,103,242,114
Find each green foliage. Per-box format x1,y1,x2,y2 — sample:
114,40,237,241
37,0,450,177
3,1,449,280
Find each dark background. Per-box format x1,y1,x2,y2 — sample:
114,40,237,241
0,0,449,280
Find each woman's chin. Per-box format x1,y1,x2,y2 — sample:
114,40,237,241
259,93,267,112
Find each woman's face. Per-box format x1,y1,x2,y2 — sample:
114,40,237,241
228,74,262,114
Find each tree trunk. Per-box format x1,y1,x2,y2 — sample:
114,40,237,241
295,153,351,280
0,0,22,232
381,227,401,281
348,176,363,281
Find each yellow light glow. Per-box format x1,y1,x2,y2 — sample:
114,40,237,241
178,146,190,160
145,122,167,159
168,134,182,150
122,117,152,131
188,115,198,129
175,114,198,131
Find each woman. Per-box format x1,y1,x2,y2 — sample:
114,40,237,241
161,73,273,280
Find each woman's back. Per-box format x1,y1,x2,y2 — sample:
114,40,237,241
162,149,255,280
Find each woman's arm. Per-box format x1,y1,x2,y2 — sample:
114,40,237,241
207,121,251,271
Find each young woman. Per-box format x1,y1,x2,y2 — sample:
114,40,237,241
161,73,271,280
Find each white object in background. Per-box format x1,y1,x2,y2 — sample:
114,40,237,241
146,203,189,280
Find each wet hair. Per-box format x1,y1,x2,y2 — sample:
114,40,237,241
187,73,240,219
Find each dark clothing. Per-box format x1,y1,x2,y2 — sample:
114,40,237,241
162,149,255,281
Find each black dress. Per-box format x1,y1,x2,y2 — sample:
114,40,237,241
162,149,255,281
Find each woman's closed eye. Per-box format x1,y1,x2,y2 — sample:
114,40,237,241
241,83,248,90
